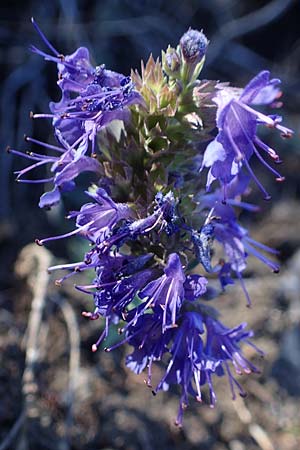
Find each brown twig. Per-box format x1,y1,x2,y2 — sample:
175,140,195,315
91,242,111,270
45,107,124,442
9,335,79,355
0,243,54,450
50,295,81,449
233,397,275,450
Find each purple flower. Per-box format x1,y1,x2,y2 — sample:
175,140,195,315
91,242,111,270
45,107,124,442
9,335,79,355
151,311,261,425
48,251,102,286
213,203,279,270
68,188,132,243
48,196,167,270
56,252,152,290
36,188,132,245
240,71,282,106
30,18,94,85
125,313,173,382
9,136,101,209
75,253,156,351
198,173,259,211
189,173,276,302
93,267,155,318
153,311,204,386
49,73,140,151
124,253,185,333
211,203,279,305
204,315,263,399
30,19,141,151
48,248,152,287
202,71,292,199
98,191,178,254
196,176,279,304
152,312,219,426
12,19,142,209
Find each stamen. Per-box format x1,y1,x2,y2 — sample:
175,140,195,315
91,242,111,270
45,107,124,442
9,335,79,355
7,148,53,162
104,329,140,352
29,46,75,68
74,285,95,295
207,372,216,407
245,340,265,357
228,199,260,212
225,362,247,398
240,102,293,137
31,113,55,119
25,135,65,153
254,136,281,162
245,237,279,255
235,271,251,307
92,318,110,352
35,221,93,245
146,357,154,387
253,147,285,181
31,17,59,56
194,371,202,402
15,159,50,178
16,177,54,184
242,158,271,200
82,311,100,320
224,361,236,400
243,242,279,273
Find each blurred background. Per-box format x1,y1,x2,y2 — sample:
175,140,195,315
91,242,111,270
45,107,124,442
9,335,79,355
0,1,300,449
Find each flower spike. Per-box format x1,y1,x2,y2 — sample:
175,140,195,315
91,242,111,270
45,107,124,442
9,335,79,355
10,21,292,426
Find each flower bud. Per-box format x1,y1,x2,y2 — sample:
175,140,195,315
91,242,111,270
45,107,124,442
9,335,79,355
164,46,181,74
180,28,208,63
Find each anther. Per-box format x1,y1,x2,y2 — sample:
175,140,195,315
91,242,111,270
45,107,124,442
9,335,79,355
239,392,247,398
175,420,183,428
281,131,293,139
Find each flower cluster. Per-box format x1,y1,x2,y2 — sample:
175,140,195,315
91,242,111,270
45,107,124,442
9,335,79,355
11,21,292,425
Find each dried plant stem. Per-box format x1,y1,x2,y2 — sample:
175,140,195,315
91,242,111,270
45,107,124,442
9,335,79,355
233,397,275,450
18,245,53,418
50,295,81,447
0,244,53,450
